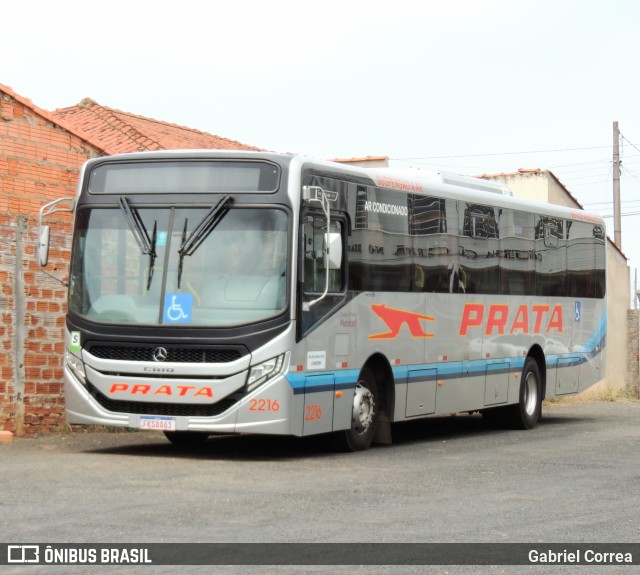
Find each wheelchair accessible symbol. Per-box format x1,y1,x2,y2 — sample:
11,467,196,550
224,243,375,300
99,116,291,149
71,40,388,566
164,293,193,323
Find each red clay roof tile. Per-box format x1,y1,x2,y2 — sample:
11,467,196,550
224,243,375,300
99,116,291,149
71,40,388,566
51,99,261,155
0,83,107,153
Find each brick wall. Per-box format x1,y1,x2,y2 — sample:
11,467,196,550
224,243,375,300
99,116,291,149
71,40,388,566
1,88,101,434
0,214,73,434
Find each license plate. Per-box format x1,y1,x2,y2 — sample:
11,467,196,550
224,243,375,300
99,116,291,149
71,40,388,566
139,416,176,431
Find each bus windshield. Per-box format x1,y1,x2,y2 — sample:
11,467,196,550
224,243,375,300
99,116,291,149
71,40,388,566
69,206,288,327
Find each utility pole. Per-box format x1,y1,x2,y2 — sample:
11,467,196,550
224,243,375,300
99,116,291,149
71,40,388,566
613,121,622,248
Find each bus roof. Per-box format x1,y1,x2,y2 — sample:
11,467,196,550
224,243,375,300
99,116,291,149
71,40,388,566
84,150,604,227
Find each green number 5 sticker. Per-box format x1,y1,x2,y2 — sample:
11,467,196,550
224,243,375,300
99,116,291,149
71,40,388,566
70,331,81,352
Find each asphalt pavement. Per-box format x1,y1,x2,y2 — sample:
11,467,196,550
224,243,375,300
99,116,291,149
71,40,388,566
1,400,639,575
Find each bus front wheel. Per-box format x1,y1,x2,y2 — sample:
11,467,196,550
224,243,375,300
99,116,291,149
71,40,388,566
335,367,380,451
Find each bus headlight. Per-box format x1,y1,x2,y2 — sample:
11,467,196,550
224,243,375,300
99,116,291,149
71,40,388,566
65,350,86,385
247,354,285,392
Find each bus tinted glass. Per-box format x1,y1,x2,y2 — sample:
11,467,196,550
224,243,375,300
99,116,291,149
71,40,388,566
346,188,605,299
88,161,280,194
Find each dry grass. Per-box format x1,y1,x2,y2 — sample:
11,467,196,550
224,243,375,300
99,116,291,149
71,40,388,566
544,384,639,406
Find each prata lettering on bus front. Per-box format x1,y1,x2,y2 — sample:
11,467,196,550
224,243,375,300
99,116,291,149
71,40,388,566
108,383,213,398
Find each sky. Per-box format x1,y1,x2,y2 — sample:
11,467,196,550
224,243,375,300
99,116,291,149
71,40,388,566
4,0,640,298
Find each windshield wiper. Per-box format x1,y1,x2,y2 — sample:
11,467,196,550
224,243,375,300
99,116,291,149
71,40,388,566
118,196,157,289
118,196,153,254
177,217,188,289
177,194,233,288
147,221,157,290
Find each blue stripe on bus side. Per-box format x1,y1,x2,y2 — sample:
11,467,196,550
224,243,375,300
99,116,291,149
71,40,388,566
288,350,600,394
584,307,607,354
286,370,360,395
286,311,607,395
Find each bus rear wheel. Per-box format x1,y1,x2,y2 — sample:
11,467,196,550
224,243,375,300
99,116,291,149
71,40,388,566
506,357,542,430
335,367,379,451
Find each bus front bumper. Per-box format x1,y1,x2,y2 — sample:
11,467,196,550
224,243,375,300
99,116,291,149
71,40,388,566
64,366,300,436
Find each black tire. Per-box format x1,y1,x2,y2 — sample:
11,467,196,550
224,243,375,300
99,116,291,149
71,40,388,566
334,367,379,452
164,431,209,446
506,357,542,430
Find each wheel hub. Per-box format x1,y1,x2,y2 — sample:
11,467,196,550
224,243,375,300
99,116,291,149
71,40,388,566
352,384,375,433
524,371,538,416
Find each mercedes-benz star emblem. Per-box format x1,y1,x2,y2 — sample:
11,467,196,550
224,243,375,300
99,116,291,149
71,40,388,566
152,347,168,362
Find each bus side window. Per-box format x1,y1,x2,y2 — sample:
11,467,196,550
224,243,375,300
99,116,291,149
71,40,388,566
594,225,606,298
409,196,458,293
535,216,566,297
567,220,598,297
459,203,499,294
300,213,346,336
499,209,535,296
302,214,345,294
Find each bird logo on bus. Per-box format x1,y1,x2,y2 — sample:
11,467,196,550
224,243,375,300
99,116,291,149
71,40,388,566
369,304,435,340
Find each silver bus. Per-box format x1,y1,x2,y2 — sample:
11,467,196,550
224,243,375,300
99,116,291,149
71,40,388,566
39,151,606,450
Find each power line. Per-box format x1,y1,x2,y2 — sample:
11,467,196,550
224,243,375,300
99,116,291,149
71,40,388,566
558,171,613,182
562,163,613,187
391,145,610,161
621,165,640,185
392,155,640,175
602,211,640,218
620,132,640,156
547,157,630,169
585,199,640,207
570,173,640,187
549,161,611,173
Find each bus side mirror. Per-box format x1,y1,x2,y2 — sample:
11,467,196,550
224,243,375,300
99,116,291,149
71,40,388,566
37,196,75,286
38,225,51,267
325,232,342,270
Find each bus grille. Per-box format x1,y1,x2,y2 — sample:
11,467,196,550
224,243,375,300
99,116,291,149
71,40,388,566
86,344,244,364
88,384,238,417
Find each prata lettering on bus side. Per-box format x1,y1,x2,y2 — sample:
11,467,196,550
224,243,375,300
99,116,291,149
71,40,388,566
459,303,563,336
